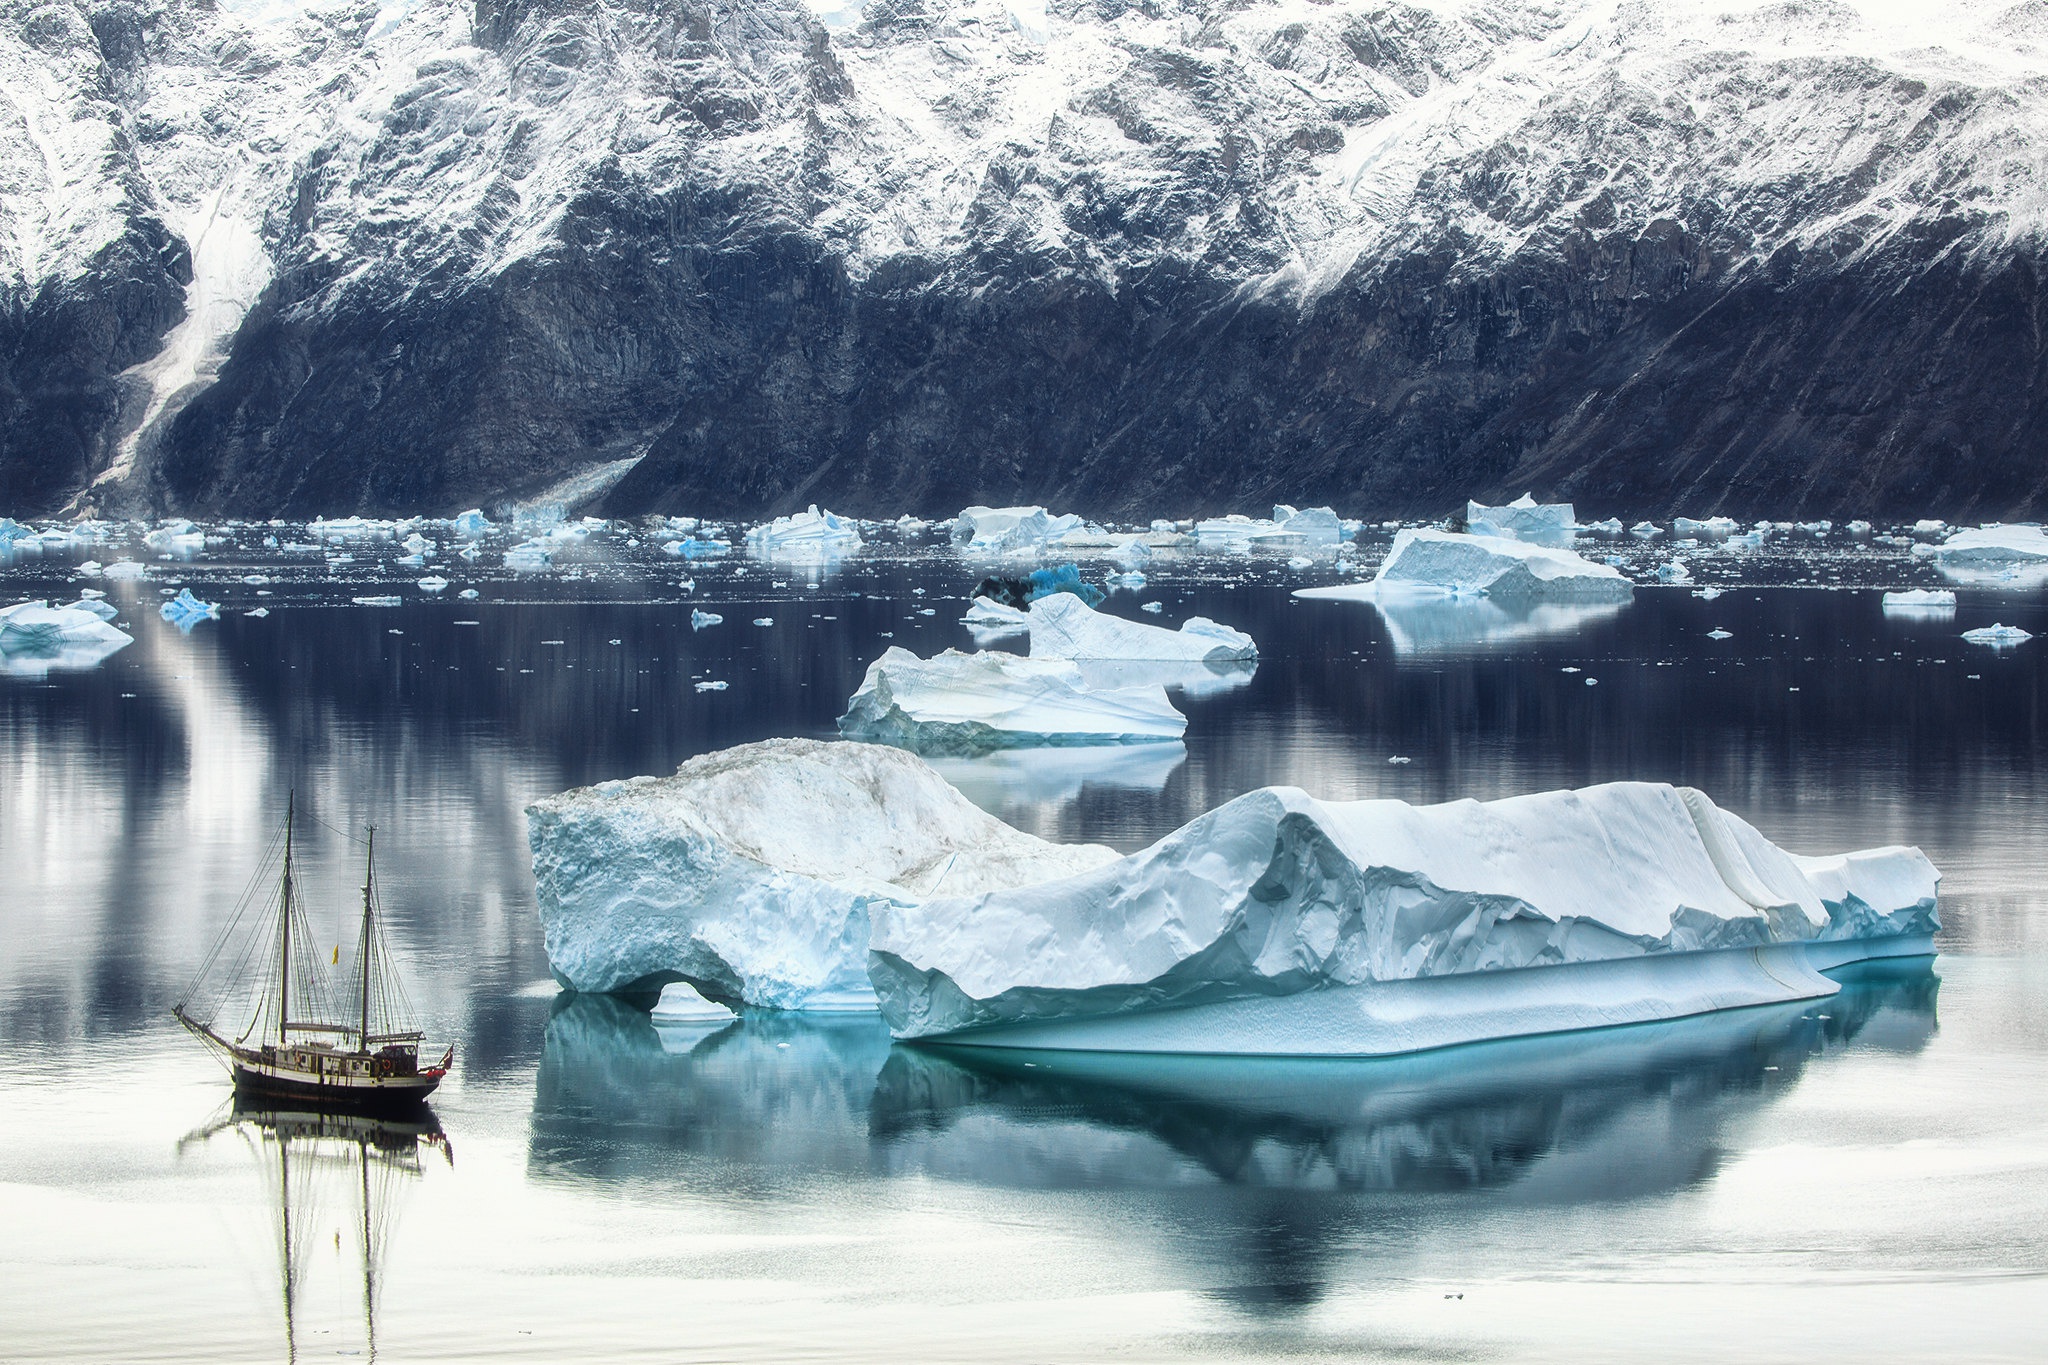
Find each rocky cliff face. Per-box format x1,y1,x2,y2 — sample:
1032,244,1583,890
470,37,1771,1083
3,0,2044,519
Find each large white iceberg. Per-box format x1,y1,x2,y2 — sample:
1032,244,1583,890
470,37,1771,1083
0,600,134,676
838,647,1186,753
951,506,1083,555
526,739,1119,1008
1366,529,1634,603
1925,524,2048,588
1466,494,1576,546
745,504,863,557
868,781,1938,1054
1027,592,1256,663
1882,589,1957,615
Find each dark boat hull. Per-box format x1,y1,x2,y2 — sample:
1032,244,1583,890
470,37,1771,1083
232,1061,442,1113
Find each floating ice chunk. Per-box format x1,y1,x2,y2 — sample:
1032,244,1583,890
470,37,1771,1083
1113,538,1153,569
0,518,31,546
526,739,1120,1004
503,539,553,570
102,561,147,580
1693,586,1724,600
868,782,1941,1053
1466,494,1575,546
1286,556,1313,570
745,505,863,557
1656,560,1692,583
952,506,1084,555
1629,521,1663,539
0,600,135,674
310,516,394,539
649,981,738,1025
1268,505,1345,541
246,607,271,617
1847,520,1874,535
76,560,104,576
1961,623,2032,647
352,595,401,607
1579,518,1624,535
694,680,729,691
1027,593,1256,663
690,610,723,630
1360,530,1634,603
1930,524,2048,566
1912,519,1948,537
839,647,1186,753
1139,601,1164,613
458,588,480,600
1707,628,1733,640
677,537,731,560
417,575,450,592
961,596,1030,635
1673,517,1737,539
402,532,434,556
452,509,493,538
1882,589,1957,612
160,588,220,629
396,553,426,568
753,617,775,627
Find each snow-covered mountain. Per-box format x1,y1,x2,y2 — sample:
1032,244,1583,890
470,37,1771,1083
3,0,2044,518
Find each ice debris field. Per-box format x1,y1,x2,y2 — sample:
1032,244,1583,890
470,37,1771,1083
5,498,2026,1054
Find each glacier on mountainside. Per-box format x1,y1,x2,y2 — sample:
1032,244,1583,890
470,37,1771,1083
1027,593,1257,664
838,646,1186,753
525,738,1118,1006
1466,494,1575,547
867,781,1941,1053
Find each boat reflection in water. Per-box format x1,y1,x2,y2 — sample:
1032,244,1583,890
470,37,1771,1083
179,1103,451,1360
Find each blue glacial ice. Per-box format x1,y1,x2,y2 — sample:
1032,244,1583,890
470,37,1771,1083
1465,493,1576,546
838,646,1186,753
526,739,1120,1007
868,781,1939,1054
159,588,221,630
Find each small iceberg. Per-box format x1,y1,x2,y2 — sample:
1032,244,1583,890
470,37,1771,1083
452,509,494,538
1673,516,1738,539
1961,623,2032,647
1466,493,1575,546
352,595,402,607
0,600,134,675
1882,589,1957,615
745,505,862,557
690,609,723,630
1318,530,1633,604
160,588,221,630
838,647,1186,753
649,981,738,1026
526,739,1120,1005
417,575,451,592
1027,593,1256,664
952,506,1083,555
867,781,1940,1054
1656,560,1692,583
1928,525,2048,588
962,596,1030,635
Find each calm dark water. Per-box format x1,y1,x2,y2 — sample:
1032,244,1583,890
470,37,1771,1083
2,526,2045,1361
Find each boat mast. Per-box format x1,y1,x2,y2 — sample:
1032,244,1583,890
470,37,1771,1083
359,827,375,1048
279,791,295,1048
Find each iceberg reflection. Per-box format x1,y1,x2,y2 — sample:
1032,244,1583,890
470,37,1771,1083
1072,656,1258,698
1301,586,1629,656
927,741,1187,810
531,963,1935,1199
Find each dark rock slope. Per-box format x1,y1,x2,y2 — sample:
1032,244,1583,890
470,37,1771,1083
4,0,2044,519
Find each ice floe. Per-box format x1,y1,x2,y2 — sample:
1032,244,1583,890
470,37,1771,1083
526,739,1119,1006
649,981,738,1026
1321,530,1633,604
160,588,220,629
839,647,1186,753
0,600,134,675
1961,623,2032,647
951,505,1083,555
867,781,1940,1053
1466,494,1574,546
1027,593,1256,663
745,505,862,557
1925,524,2048,587
1882,589,1957,614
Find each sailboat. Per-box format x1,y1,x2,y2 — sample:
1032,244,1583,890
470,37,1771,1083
175,794,452,1111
